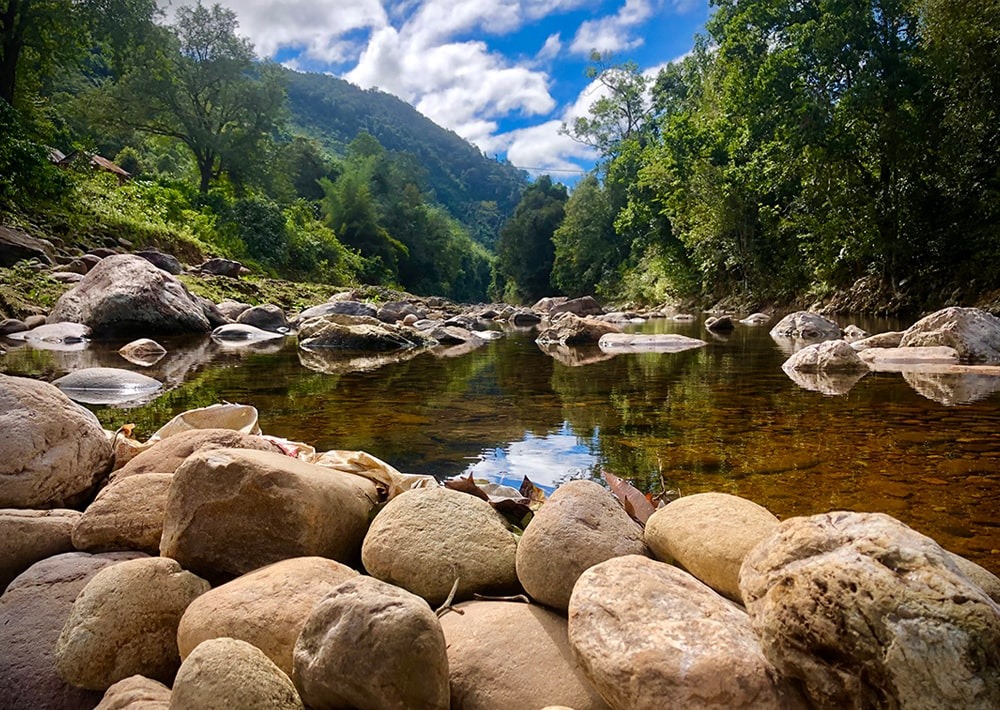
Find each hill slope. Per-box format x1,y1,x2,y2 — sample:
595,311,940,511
281,68,527,248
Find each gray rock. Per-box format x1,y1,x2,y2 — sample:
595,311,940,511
361,487,518,605
569,555,799,709
550,296,604,317
0,225,55,266
739,511,1000,709
298,315,429,351
56,556,211,690
215,300,251,321
598,333,706,353
440,601,609,710
53,367,162,405
850,330,905,350
769,311,842,339
516,480,648,611
781,339,869,372
377,300,426,323
23,313,47,329
510,310,542,326
899,306,1000,364
47,254,216,337
298,300,377,320
0,375,114,508
536,313,622,346
293,576,449,710
236,304,288,332
740,312,772,326
198,258,243,277
0,508,80,592
0,551,146,710
211,323,285,342
6,321,91,345
705,315,736,332
135,249,182,275
858,345,960,371
0,318,28,335
118,338,167,367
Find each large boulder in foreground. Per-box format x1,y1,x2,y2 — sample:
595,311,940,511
569,556,799,709
161,448,377,581
899,306,1000,364
0,551,145,709
0,374,114,508
440,601,608,710
1,508,80,592
72,473,173,554
293,576,449,710
781,339,869,373
769,311,842,340
361,486,518,606
47,254,215,338
56,556,210,690
178,557,358,676
112,428,282,481
739,511,1000,709
645,493,779,603
171,638,303,710
516,480,647,611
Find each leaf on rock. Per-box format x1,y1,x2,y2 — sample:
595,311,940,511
444,474,490,502
519,475,548,510
603,469,656,524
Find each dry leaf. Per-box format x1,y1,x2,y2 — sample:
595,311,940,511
603,469,656,524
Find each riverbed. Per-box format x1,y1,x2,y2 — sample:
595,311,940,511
3,314,998,573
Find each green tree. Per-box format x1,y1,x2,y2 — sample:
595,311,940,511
551,176,617,297
110,2,284,193
493,176,567,303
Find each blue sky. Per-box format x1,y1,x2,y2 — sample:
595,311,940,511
163,1,711,175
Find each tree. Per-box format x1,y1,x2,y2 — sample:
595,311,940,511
493,176,567,303
110,2,284,193
551,176,617,297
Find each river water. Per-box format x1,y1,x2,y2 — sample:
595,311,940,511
3,314,999,574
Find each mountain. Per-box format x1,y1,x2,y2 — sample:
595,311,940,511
281,67,528,249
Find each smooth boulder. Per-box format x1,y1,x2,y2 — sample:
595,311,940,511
598,333,706,353
298,314,429,351
0,551,145,709
53,367,162,405
781,339,869,372
161,448,377,580
47,254,216,337
236,303,288,332
0,508,81,592
72,473,173,554
56,556,210,690
178,557,358,676
644,493,779,602
113,428,282,480
899,306,1000,364
769,311,842,339
516,480,648,611
118,338,167,366
535,314,622,346
0,374,114,508
170,638,303,710
739,511,1000,709
440,601,608,710
361,486,518,605
293,576,449,710
569,555,798,709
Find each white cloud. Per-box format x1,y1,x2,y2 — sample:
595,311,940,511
536,33,563,62
569,0,656,56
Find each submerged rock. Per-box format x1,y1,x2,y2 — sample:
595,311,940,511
211,323,286,342
598,333,706,353
118,338,167,366
53,367,162,405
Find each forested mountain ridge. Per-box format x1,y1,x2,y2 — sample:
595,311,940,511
282,68,527,249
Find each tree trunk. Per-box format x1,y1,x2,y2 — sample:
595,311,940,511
0,0,26,106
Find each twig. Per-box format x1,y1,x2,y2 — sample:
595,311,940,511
472,593,532,603
435,578,462,618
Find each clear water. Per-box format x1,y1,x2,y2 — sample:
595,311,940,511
3,315,999,574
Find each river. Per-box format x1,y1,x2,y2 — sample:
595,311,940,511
3,314,998,574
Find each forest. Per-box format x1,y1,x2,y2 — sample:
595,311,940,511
2,0,998,311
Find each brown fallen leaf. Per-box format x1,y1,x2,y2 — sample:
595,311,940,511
444,474,490,502
519,475,548,510
603,469,656,525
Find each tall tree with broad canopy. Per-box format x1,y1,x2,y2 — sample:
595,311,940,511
109,1,284,193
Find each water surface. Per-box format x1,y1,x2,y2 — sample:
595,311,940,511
3,315,998,574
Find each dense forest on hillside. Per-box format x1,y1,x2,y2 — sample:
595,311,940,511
2,0,998,312
0,0,523,302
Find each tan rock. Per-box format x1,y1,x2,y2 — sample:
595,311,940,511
440,601,608,710
949,552,1000,604
782,339,869,373
178,557,358,676
118,338,167,367
73,474,173,554
569,556,800,709
0,508,80,592
535,313,621,345
740,512,1000,708
361,486,518,605
899,306,1000,364
56,556,210,690
0,551,145,709
769,311,842,339
516,480,647,611
293,576,449,710
96,675,171,709
645,492,779,602
161,448,376,581
112,428,281,481
0,374,114,508
170,638,303,710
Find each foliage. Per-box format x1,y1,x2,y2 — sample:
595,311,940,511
493,176,568,303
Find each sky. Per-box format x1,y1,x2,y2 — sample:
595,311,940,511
161,0,711,177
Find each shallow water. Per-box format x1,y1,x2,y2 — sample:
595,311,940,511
3,315,999,574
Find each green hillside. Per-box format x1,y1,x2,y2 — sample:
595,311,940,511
282,68,527,249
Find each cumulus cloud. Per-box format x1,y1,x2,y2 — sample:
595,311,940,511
569,0,656,56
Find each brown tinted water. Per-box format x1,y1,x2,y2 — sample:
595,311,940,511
3,315,998,574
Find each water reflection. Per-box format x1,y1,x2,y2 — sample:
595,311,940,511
2,314,999,573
